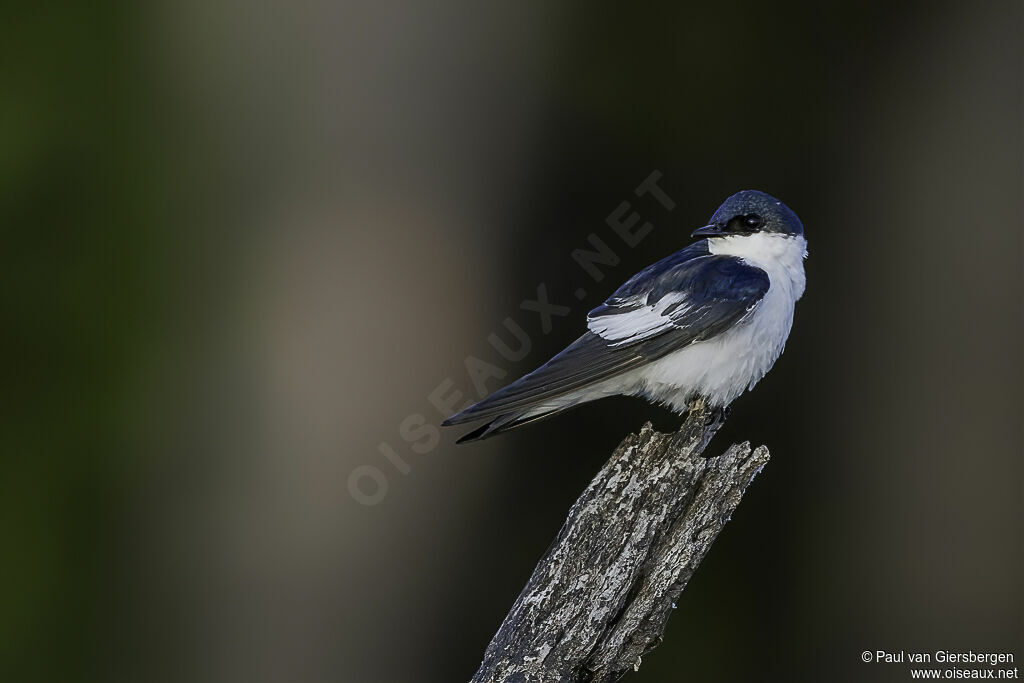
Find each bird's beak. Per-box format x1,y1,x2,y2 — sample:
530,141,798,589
690,224,725,238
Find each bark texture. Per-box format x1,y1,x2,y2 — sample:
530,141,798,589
470,399,770,683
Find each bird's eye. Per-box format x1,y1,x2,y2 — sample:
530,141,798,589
744,214,762,229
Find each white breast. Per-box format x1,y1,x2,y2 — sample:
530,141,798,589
625,233,807,411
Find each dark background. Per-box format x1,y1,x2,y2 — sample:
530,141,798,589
2,2,1021,682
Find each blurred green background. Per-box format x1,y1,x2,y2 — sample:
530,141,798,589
2,1,1021,682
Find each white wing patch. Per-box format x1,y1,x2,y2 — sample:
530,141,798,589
587,292,690,347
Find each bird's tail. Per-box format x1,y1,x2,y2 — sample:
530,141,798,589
454,407,564,444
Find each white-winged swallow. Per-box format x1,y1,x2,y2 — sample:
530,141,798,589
443,190,807,443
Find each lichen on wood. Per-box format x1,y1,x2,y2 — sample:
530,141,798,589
470,400,771,683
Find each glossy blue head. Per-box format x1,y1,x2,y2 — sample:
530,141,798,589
692,190,803,239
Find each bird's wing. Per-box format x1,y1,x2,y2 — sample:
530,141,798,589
586,249,770,348
442,247,770,426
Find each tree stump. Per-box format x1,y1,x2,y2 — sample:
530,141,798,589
470,400,771,682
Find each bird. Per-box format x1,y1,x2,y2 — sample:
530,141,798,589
442,190,807,443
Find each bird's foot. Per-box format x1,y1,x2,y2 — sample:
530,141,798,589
697,404,730,458
703,404,730,426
